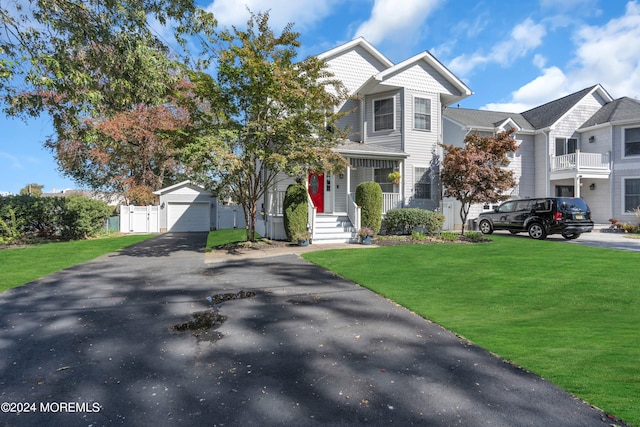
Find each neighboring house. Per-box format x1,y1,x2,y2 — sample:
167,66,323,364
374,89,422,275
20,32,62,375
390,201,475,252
444,84,640,227
258,37,472,243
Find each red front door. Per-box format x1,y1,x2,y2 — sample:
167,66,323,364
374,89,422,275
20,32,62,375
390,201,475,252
308,172,324,213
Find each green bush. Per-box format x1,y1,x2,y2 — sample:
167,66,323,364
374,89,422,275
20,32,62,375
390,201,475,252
464,231,485,241
440,231,458,242
0,195,110,241
355,182,382,234
382,208,445,235
283,184,308,242
61,196,112,239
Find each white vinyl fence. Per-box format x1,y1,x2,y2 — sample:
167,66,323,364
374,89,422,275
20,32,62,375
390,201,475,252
120,205,159,233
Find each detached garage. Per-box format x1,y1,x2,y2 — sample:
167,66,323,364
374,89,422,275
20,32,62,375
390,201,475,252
154,181,214,232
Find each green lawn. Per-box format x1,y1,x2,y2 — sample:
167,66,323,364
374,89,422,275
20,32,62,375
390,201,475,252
302,236,639,426
206,229,261,251
0,234,155,293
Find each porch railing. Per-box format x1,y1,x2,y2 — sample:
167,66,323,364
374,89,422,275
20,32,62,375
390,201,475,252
382,193,402,214
347,193,361,231
551,152,610,172
307,193,317,240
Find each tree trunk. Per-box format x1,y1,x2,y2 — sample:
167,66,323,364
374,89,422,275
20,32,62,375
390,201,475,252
459,203,470,235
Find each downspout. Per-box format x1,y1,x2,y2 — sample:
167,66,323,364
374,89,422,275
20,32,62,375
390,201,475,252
359,96,366,144
610,125,615,219
542,128,551,197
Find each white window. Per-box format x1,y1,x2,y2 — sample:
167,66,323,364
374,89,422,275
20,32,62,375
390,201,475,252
624,178,640,211
414,167,431,199
414,97,431,131
624,127,640,157
374,98,394,131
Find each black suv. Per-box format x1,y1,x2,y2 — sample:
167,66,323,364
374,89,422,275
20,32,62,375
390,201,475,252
477,197,594,240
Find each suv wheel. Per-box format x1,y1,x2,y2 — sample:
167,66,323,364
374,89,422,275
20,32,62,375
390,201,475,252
479,219,493,234
528,222,547,240
562,232,581,240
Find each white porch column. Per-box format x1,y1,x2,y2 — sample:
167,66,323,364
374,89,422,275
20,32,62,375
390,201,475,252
575,175,581,198
346,165,351,197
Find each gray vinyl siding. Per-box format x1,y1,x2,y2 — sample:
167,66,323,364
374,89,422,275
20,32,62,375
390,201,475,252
612,123,640,222
442,116,468,148
534,132,549,197
382,60,461,97
514,134,535,198
364,90,402,149
337,98,362,142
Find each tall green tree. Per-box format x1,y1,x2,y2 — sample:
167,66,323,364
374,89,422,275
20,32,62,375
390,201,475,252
440,129,518,234
1,0,201,197
185,11,349,241
18,183,44,196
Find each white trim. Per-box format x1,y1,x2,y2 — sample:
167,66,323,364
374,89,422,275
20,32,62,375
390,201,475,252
413,95,432,132
372,96,395,132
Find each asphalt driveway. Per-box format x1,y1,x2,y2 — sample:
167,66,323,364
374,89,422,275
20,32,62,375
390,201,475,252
0,233,625,426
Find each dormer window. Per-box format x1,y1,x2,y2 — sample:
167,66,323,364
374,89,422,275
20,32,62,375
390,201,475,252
374,98,394,131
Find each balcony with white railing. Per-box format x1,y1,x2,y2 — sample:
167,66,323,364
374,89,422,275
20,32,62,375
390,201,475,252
550,151,610,178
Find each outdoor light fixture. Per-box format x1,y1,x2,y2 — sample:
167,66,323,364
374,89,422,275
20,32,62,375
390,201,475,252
590,183,596,190
589,136,595,143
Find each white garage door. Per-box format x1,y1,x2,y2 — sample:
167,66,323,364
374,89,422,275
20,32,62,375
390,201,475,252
168,202,210,232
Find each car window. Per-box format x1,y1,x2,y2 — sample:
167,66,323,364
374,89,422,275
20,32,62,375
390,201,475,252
515,201,530,211
497,201,515,213
558,198,588,212
532,200,551,212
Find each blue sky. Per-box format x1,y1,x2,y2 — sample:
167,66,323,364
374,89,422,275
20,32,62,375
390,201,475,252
2,0,639,195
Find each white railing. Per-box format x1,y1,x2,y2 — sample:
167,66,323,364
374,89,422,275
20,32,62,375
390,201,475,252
347,193,361,231
307,193,317,240
382,193,402,214
551,152,610,172
270,191,286,216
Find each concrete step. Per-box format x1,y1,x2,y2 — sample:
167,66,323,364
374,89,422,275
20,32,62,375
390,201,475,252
312,214,356,244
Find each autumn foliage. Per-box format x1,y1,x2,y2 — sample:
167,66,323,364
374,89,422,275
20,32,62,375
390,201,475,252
440,129,518,233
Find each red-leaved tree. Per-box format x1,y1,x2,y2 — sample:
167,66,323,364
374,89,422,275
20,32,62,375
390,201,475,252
440,129,518,234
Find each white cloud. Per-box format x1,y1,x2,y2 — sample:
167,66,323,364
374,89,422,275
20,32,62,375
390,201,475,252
353,0,443,45
570,0,640,99
483,66,568,112
483,1,640,111
203,0,343,31
447,18,546,77
0,152,24,169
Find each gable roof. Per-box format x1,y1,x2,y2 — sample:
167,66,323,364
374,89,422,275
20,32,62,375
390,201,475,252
444,107,534,132
317,37,394,69
521,85,612,129
580,96,640,129
153,180,209,196
355,50,472,105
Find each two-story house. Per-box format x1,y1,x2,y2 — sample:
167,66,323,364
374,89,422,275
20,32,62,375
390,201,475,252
258,37,472,243
443,84,640,227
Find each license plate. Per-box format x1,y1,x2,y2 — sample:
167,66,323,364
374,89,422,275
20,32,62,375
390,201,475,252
575,214,583,219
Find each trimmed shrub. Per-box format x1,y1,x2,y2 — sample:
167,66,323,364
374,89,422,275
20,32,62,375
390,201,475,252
0,194,110,241
61,196,112,239
382,208,445,235
283,184,308,241
355,182,382,234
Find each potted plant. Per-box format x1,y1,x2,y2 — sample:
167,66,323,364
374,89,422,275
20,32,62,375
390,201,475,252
293,230,311,246
357,227,374,245
388,171,401,185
